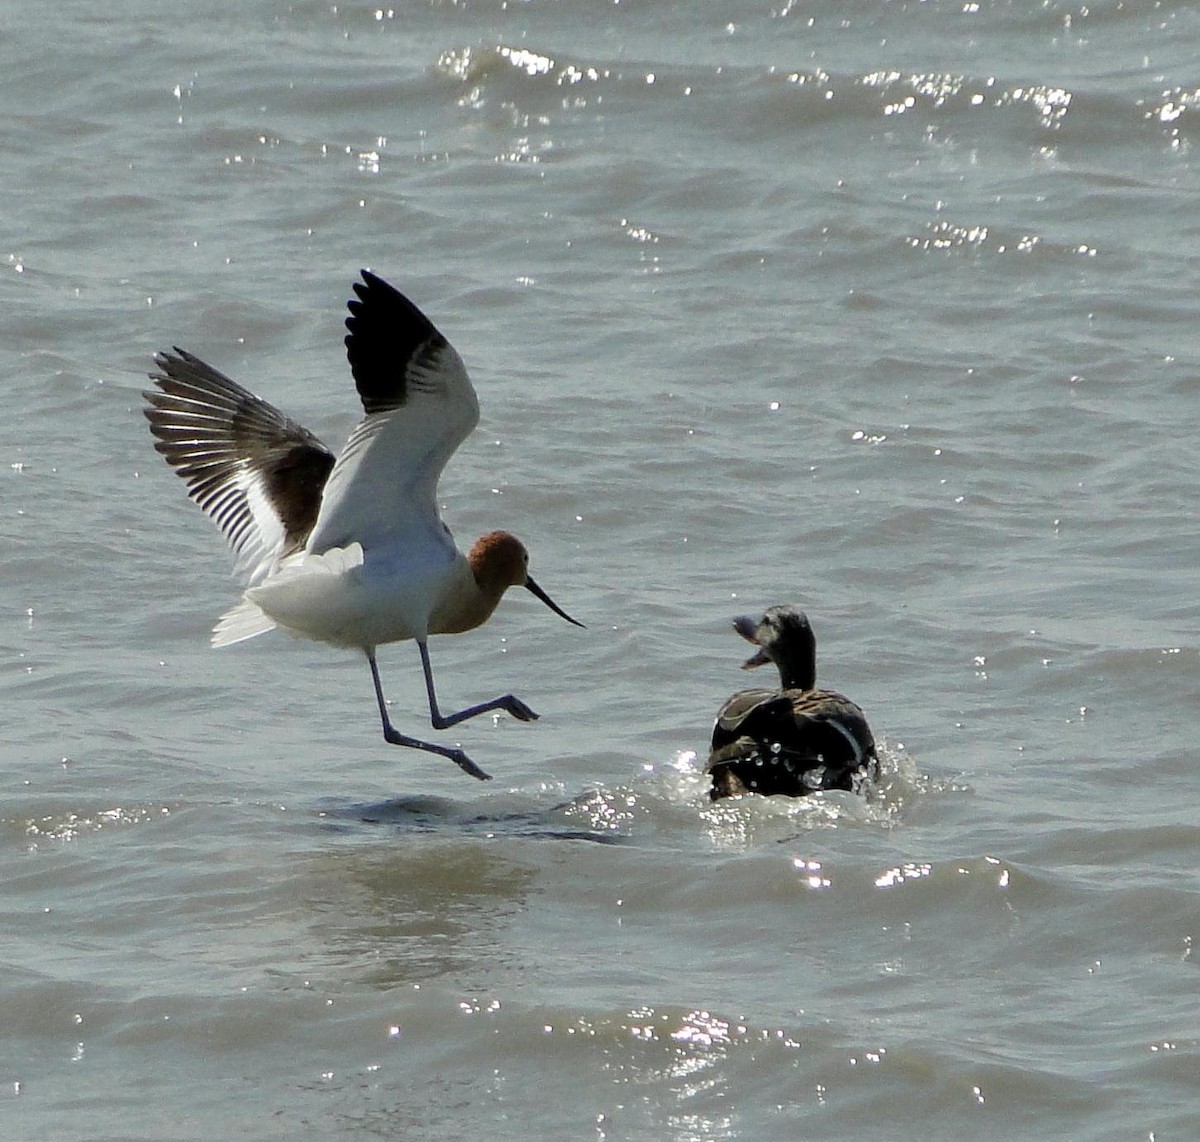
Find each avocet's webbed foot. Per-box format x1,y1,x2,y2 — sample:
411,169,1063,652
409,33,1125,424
415,641,541,729
381,725,492,781
499,695,539,723
442,746,492,782
430,693,540,729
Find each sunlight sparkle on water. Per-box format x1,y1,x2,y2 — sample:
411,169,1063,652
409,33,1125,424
875,862,932,889
793,857,831,889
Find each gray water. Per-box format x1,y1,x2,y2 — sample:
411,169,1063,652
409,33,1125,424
3,1,1199,1138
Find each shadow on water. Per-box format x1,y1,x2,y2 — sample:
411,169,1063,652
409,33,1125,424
315,792,632,845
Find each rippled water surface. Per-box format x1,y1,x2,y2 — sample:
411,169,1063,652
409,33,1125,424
4,1,1199,1138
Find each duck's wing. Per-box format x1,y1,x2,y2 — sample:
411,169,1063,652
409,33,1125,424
304,270,480,555
789,689,877,767
144,350,335,584
705,687,877,796
710,688,785,752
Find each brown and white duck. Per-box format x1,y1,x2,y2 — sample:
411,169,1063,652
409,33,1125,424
705,606,876,800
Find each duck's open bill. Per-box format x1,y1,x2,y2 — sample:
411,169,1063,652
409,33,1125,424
733,613,770,669
526,576,585,628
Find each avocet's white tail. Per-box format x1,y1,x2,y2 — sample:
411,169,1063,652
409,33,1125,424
212,599,278,647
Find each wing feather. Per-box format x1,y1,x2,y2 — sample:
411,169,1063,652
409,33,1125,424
144,349,335,583
305,271,479,554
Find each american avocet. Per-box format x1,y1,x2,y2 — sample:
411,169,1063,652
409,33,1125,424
705,606,876,800
144,269,583,782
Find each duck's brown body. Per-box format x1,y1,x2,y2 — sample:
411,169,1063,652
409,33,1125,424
705,607,876,801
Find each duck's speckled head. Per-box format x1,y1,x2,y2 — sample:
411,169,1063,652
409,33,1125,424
732,605,816,689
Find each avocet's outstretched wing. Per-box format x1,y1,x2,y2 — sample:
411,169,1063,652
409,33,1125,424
304,270,480,555
144,350,336,584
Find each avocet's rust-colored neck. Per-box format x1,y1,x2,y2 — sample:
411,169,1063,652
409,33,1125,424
428,531,528,636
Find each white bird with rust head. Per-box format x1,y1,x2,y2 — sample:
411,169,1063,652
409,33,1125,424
144,269,584,781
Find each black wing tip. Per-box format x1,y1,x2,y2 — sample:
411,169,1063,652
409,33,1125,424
349,268,397,309
147,347,208,391
145,349,184,405
343,269,448,414
344,269,436,330
345,269,408,338
148,347,177,378
151,345,196,365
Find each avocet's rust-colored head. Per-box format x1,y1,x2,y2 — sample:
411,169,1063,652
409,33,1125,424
468,530,584,627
